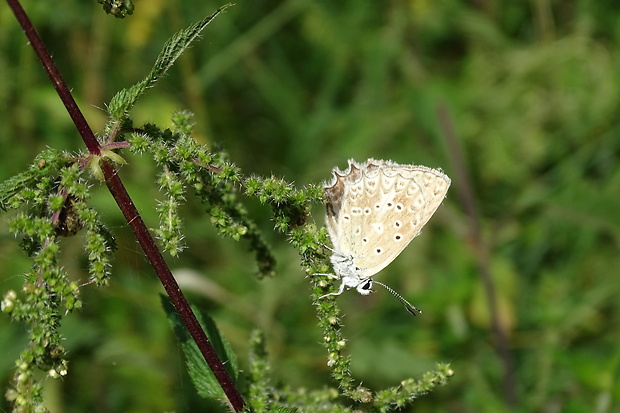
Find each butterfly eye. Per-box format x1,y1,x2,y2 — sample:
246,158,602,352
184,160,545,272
361,280,372,290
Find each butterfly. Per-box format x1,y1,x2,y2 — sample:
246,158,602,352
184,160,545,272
320,159,450,314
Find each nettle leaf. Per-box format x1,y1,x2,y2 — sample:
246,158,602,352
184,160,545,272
108,4,234,120
161,295,239,400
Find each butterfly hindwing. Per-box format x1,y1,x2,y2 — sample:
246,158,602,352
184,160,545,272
325,159,450,279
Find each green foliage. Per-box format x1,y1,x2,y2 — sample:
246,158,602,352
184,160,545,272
0,150,71,211
0,152,116,412
3,1,620,413
247,330,273,412
374,365,453,412
127,116,278,277
162,296,238,402
97,0,135,18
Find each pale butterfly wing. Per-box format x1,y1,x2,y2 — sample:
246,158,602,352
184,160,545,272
325,159,450,279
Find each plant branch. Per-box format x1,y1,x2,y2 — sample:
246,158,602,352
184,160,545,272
6,0,245,410
437,103,517,407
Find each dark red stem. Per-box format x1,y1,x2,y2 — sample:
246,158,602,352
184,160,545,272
100,160,245,411
6,0,245,410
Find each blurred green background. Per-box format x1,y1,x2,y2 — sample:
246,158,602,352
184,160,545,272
2,0,620,412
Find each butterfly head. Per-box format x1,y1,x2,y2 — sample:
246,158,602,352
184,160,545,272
330,251,374,294
356,278,374,295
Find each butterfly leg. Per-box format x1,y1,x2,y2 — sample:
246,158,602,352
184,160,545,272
320,243,339,255
312,272,339,280
318,278,347,299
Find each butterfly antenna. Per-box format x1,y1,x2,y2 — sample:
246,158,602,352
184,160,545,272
372,281,422,316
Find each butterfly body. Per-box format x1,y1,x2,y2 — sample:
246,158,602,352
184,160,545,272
323,158,450,301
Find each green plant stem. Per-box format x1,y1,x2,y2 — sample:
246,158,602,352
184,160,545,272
6,0,246,410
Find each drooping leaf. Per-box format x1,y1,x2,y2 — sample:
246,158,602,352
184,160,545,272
161,295,238,400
